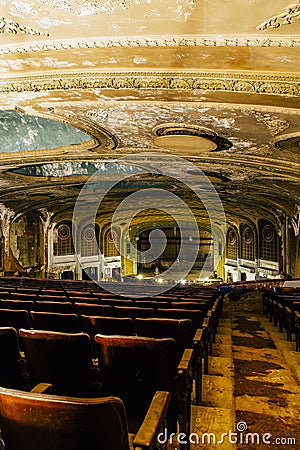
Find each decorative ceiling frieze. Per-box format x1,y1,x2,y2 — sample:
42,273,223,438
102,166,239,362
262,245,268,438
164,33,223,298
0,16,49,37
0,72,299,97
246,111,290,136
38,0,196,16
257,3,300,30
1,34,300,56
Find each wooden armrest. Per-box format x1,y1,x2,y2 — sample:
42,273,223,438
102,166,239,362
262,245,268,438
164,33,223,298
202,317,210,329
177,348,193,374
193,328,204,343
30,383,53,394
133,391,170,449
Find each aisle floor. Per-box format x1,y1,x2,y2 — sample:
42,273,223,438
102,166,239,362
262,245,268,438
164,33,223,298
189,292,300,450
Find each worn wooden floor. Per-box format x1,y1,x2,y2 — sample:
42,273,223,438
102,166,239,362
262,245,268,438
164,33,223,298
187,292,300,450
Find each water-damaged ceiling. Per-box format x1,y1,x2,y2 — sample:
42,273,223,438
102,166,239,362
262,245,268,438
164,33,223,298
0,0,299,229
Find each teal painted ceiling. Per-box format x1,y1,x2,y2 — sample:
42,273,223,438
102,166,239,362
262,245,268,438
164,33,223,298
12,161,144,177
0,110,90,153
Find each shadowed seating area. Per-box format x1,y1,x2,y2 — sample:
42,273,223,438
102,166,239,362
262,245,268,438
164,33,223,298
95,334,192,436
0,387,170,450
19,329,101,397
0,277,223,450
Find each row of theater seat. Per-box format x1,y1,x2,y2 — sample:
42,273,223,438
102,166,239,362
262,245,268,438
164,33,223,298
0,305,208,334
0,278,221,450
0,294,222,403
0,276,218,298
0,326,175,450
0,314,217,450
263,287,300,351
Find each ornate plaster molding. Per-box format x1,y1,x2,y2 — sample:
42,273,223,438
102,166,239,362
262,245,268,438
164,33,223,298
38,0,196,16
1,34,300,56
257,3,300,30
245,111,290,135
0,71,299,97
0,16,48,37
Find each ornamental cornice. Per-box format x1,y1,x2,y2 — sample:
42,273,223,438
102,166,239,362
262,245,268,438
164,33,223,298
0,34,300,56
0,71,299,97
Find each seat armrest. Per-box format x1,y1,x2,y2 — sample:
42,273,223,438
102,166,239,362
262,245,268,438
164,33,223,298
177,348,193,374
30,383,53,394
193,328,204,345
202,317,210,329
133,391,170,450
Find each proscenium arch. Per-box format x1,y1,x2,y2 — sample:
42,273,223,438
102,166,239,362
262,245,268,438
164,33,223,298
72,152,226,296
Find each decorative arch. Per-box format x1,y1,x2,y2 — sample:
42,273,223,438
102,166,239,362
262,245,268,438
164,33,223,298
226,227,238,260
53,221,74,256
240,224,256,261
103,228,120,257
259,220,278,262
10,211,41,269
80,223,100,257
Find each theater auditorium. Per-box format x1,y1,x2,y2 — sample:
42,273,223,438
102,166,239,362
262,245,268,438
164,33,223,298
0,1,299,449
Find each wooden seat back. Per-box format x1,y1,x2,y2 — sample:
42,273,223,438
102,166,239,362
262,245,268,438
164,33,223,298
95,334,177,433
30,311,81,333
135,317,193,361
34,301,73,314
0,388,130,450
0,327,25,389
19,329,97,397
0,309,31,330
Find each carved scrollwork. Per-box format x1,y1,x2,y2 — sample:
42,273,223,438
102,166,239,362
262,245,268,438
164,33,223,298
0,16,48,36
246,111,290,136
0,72,299,98
1,35,300,56
257,3,300,30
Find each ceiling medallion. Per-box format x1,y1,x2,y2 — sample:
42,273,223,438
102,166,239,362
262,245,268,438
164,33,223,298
273,132,300,152
152,123,232,153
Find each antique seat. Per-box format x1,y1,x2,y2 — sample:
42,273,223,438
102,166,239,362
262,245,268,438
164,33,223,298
135,318,193,362
30,311,81,333
135,317,205,405
74,302,114,317
19,329,100,397
80,315,135,356
0,300,35,312
0,309,31,331
0,387,170,450
0,327,28,390
155,308,204,332
95,334,193,450
34,301,74,314
80,315,135,339
114,306,156,318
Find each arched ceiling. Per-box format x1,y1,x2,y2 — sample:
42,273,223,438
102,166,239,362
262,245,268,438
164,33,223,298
0,0,299,230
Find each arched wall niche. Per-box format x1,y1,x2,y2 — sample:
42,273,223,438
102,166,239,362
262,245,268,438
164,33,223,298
258,219,279,263
240,223,256,262
9,211,42,271
53,220,74,256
